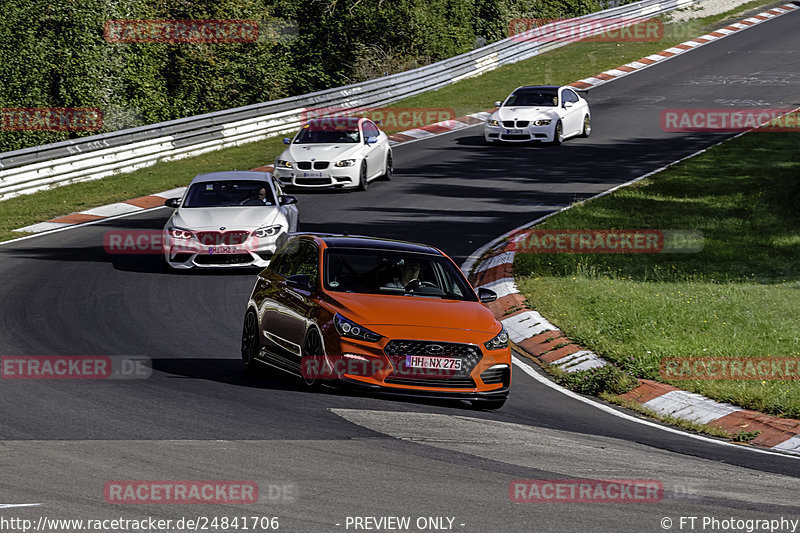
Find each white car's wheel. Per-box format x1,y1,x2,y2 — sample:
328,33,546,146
552,121,564,146
580,115,591,138
380,152,393,181
357,161,368,191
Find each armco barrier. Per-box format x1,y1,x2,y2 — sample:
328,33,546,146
0,0,699,201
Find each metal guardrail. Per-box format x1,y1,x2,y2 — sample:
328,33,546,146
0,0,697,201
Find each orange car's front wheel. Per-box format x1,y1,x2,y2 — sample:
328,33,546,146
302,329,324,391
242,310,260,373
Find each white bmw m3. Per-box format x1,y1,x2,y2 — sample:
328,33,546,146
484,85,591,145
162,171,299,270
273,117,392,191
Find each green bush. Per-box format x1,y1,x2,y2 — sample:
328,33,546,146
554,364,639,395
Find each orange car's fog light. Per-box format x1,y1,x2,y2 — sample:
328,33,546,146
342,353,390,377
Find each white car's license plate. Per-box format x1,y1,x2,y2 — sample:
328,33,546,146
506,129,523,135
405,356,462,371
301,171,326,178
208,245,243,255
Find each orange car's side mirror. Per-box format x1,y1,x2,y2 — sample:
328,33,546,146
477,288,497,303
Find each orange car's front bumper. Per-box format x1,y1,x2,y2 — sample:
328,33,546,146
315,327,511,397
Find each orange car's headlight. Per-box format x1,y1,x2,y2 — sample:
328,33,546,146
484,327,509,350
333,313,382,343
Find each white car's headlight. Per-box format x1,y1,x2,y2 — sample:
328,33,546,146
484,327,509,350
533,119,552,126
277,159,293,168
168,227,193,240
487,119,500,127
252,225,283,238
334,313,382,343
335,159,356,167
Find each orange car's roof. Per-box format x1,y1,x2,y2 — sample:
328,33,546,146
300,234,443,255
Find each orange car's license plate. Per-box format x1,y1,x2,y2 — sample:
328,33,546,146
405,356,462,370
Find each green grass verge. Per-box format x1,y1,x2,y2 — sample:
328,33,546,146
515,131,800,418
0,0,779,242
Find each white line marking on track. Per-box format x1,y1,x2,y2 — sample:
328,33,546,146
511,355,800,458
0,503,42,508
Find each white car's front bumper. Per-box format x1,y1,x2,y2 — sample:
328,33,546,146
273,166,359,189
162,232,282,269
484,122,555,143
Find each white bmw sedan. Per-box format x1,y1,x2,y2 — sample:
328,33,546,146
273,117,392,191
484,85,590,145
162,171,299,270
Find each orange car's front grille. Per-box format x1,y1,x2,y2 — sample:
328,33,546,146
383,340,482,381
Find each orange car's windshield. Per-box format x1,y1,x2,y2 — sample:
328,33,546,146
324,248,477,301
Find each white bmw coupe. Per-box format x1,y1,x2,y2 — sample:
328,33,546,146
162,171,299,270
484,85,590,145
273,117,392,191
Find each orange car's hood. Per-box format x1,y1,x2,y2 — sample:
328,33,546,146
325,292,499,334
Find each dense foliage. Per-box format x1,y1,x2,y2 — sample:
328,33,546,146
0,0,606,152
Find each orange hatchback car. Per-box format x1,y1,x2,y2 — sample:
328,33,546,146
241,234,511,409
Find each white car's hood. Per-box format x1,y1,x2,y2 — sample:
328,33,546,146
492,107,560,121
169,207,280,231
281,143,361,162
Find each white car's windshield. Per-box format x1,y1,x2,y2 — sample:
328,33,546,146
323,248,477,301
505,89,558,107
183,180,276,208
294,128,360,144
294,118,361,144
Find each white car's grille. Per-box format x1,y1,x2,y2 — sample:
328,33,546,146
296,161,330,170
502,120,530,128
195,231,250,245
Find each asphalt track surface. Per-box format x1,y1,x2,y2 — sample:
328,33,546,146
1,10,800,533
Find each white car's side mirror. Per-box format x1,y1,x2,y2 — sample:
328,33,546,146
494,101,502,108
